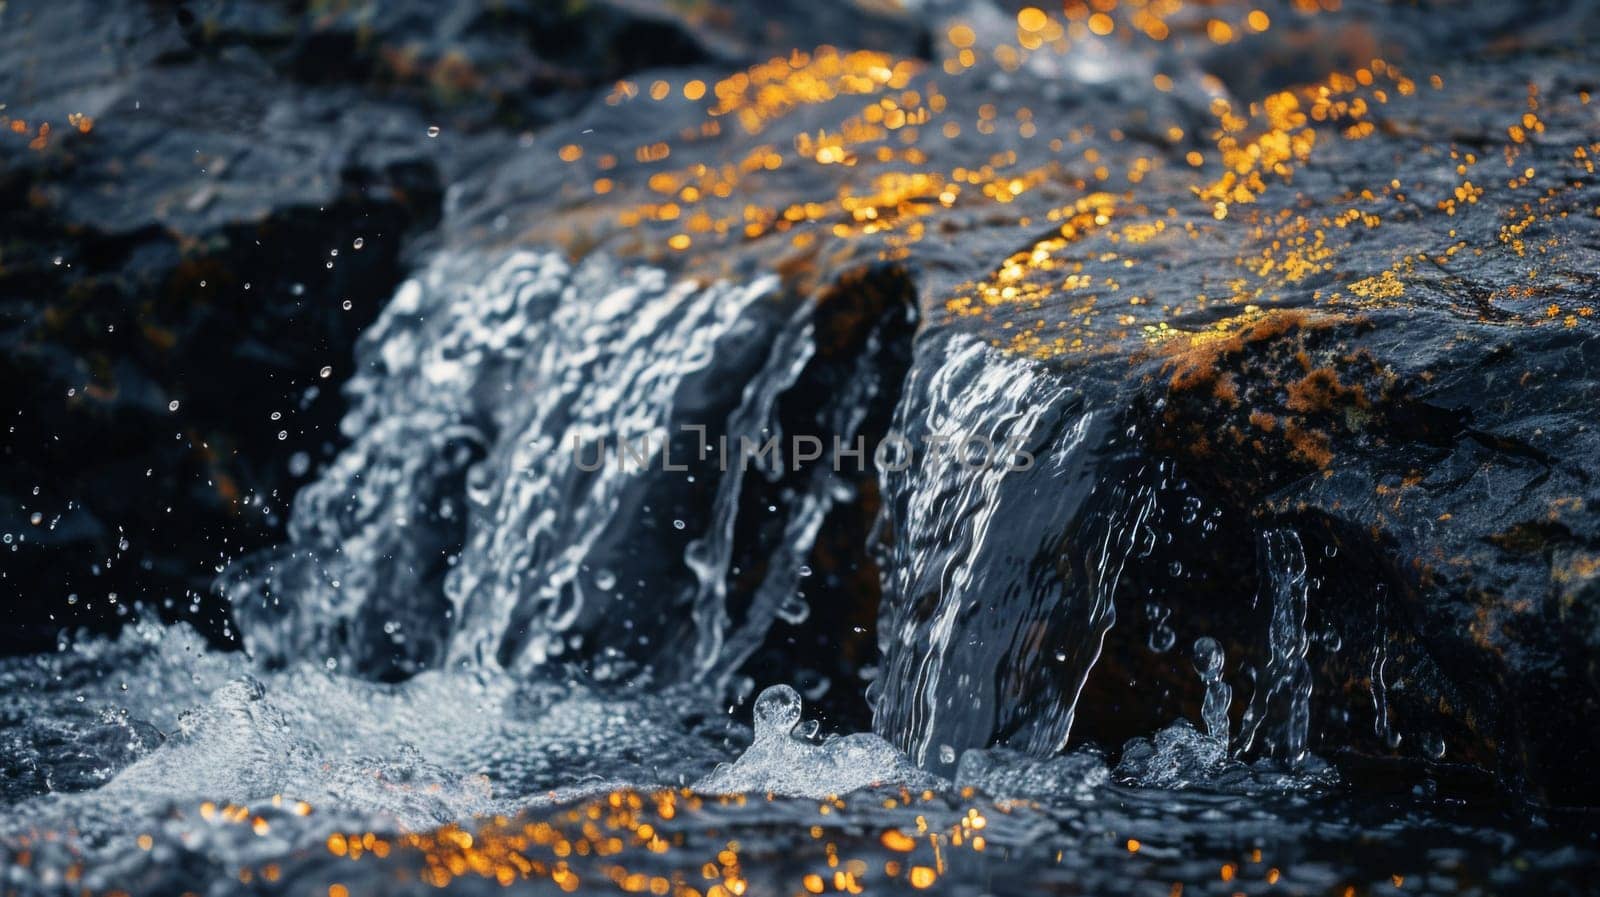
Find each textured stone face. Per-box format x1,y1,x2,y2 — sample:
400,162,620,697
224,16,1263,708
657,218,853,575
5,0,1599,807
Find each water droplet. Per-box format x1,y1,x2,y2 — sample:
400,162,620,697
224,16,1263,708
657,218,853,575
277,430,288,441
1192,636,1232,743
352,237,365,250
319,366,333,378
752,684,802,737
341,299,352,311
1145,602,1174,652
426,125,441,138
167,400,180,412
1192,637,1225,679
672,519,686,530
594,568,617,590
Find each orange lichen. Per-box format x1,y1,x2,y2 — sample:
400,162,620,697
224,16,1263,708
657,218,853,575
1284,420,1334,468
1212,373,1240,404
1285,367,1366,413
1160,309,1325,394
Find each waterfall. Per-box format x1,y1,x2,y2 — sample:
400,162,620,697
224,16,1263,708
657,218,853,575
433,252,792,680
220,250,913,693
869,331,1155,774
218,251,1329,778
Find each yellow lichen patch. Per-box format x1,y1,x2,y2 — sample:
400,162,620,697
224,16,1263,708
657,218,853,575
946,192,1120,320
706,47,920,137
1195,91,1316,212
1193,62,1417,222
540,3,1595,354
1346,269,1405,300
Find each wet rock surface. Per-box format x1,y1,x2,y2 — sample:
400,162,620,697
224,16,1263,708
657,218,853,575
3,0,1599,826
0,0,448,651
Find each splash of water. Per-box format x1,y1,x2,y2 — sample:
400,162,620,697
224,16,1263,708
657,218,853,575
953,745,1109,802
1236,528,1313,765
696,685,938,798
1192,636,1231,745
0,622,744,875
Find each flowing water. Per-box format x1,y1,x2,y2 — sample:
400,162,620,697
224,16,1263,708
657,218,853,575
870,332,1155,774
2,252,1594,895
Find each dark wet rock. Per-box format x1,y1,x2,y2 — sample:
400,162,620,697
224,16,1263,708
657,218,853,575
1139,303,1600,803
875,8,1597,805
424,0,1596,804
1,0,446,651
174,0,930,132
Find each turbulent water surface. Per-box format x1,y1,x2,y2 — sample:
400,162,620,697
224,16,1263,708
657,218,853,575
1,622,1592,896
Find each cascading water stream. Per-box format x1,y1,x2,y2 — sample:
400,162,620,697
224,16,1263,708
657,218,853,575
2,249,929,874
439,255,787,678
869,332,1156,774
220,250,911,692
